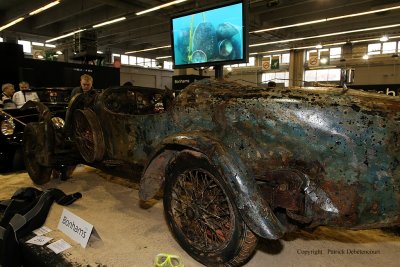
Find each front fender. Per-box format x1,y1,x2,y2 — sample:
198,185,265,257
21,101,56,165
21,100,51,122
139,132,286,239
63,93,85,136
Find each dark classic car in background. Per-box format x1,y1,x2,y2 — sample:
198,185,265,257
0,88,71,173
0,108,36,172
23,80,400,266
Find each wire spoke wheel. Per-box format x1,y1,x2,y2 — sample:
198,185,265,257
171,169,234,251
164,154,258,266
73,109,104,163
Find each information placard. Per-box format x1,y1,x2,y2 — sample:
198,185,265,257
57,208,94,248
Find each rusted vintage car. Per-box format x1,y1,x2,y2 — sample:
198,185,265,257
23,80,400,266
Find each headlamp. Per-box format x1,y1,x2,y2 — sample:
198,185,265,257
51,117,65,129
1,118,15,136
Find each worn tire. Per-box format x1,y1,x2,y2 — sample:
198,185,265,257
163,154,258,267
52,165,77,180
23,123,52,185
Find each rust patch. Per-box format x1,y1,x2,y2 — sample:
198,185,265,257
319,180,361,226
369,202,380,215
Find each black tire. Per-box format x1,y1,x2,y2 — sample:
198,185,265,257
65,165,77,177
23,123,52,185
52,165,77,180
163,154,258,267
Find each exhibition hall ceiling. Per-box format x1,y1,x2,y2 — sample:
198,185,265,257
1,0,400,59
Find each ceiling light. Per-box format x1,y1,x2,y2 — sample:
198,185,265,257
29,1,60,16
261,49,291,55
293,45,317,50
97,51,103,54
45,44,56,48
379,35,389,42
250,23,400,47
156,56,172,59
56,50,63,55
320,58,328,64
136,0,188,16
321,41,347,47
352,37,381,43
251,5,400,34
251,19,326,33
0,17,24,31
125,45,171,54
255,42,348,55
254,37,400,55
352,35,400,43
316,44,323,49
93,17,126,28
362,54,369,60
32,42,44,46
46,29,86,43
327,5,400,21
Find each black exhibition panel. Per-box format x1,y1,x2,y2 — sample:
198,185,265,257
22,58,120,89
0,43,24,86
0,42,120,90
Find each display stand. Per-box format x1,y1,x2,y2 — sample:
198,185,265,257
214,65,224,80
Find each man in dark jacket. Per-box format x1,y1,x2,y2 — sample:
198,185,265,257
71,74,94,97
70,74,96,107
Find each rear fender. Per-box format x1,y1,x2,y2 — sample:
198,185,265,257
139,133,286,239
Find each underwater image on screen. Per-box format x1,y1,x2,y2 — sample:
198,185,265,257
172,2,244,67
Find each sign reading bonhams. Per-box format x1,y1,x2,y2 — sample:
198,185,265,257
172,75,209,91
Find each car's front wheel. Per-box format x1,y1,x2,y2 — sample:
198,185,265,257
163,154,258,266
73,109,104,163
23,123,52,184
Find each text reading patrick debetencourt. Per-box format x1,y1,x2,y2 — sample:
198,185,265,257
296,248,381,256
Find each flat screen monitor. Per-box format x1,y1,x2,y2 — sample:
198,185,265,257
171,0,248,69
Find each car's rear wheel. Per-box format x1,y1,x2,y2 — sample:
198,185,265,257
23,123,52,185
163,154,258,266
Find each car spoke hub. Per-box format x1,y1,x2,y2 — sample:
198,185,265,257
170,169,233,251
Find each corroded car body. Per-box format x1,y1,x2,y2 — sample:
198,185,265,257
24,79,400,266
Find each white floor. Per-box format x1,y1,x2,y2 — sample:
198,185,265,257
1,166,399,267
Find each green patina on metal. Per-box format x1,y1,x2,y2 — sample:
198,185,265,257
25,79,400,236
86,79,400,228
